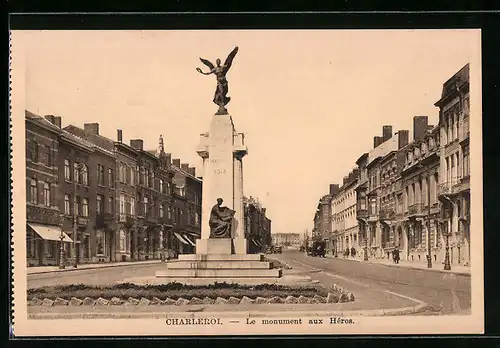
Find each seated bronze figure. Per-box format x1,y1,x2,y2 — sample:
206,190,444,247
209,198,235,238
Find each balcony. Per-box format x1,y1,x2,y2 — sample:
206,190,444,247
96,212,114,229
27,205,62,225
407,203,425,218
76,216,89,227
379,209,395,221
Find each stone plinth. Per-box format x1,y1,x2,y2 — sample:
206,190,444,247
156,268,282,278
196,238,232,255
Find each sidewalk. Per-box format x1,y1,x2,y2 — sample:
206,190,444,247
27,260,162,275
326,254,471,276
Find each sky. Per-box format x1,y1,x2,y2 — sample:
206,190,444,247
12,29,480,235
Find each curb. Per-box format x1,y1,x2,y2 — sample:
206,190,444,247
28,260,163,275
28,290,354,307
326,256,471,277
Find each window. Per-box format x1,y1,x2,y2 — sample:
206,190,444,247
108,168,114,188
195,212,200,227
64,194,71,214
44,241,54,258
143,196,148,215
45,146,52,166
96,230,106,255
119,194,126,216
167,182,171,195
130,197,135,215
82,165,89,185
129,166,134,186
28,141,39,162
64,159,71,180
82,198,89,217
159,204,164,218
108,196,113,214
97,164,105,186
97,194,103,214
119,230,126,252
75,196,81,215
167,206,172,219
43,182,51,207
29,179,38,204
74,163,81,184
463,148,470,177
118,163,124,182
160,179,164,193
451,155,455,183
145,169,149,187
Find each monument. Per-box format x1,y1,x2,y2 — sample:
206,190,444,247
155,47,282,283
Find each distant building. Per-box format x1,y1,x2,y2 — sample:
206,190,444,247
435,63,471,266
331,169,359,256
272,233,300,248
243,196,272,253
362,126,409,259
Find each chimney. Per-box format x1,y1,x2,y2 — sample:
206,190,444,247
374,136,383,148
329,184,339,196
172,159,181,167
117,129,123,143
165,153,172,164
181,164,190,172
54,117,61,128
413,116,428,141
44,115,55,124
188,167,196,177
382,125,392,142
130,139,144,151
84,123,99,135
397,130,409,149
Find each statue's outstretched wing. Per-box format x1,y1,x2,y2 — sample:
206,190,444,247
199,57,215,71
223,46,239,72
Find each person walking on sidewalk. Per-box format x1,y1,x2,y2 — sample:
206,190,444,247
350,247,356,258
392,249,400,264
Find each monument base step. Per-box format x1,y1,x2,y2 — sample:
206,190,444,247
156,268,282,278
165,260,272,269
178,254,264,262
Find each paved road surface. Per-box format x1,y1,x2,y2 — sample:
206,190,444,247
27,250,470,315
271,251,471,315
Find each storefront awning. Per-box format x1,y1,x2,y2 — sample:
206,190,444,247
182,234,196,247
28,223,73,243
173,232,190,245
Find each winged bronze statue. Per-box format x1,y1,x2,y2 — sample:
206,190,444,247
196,46,239,114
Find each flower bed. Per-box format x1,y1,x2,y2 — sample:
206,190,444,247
28,282,328,301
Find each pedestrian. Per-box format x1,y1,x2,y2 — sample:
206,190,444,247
393,249,400,264
351,247,356,258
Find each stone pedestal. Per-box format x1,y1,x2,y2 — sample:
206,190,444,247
155,111,281,284
197,112,248,254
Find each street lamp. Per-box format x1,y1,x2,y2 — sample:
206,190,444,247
73,162,86,268
58,213,66,269
443,221,452,271
426,175,432,268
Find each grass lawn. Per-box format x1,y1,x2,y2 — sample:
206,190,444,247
28,282,330,301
